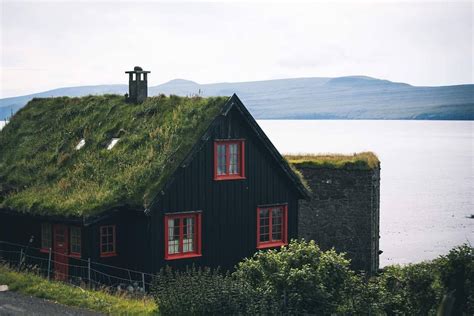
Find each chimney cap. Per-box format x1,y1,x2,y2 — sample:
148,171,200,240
125,66,151,74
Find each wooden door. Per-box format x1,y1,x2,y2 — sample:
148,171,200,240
53,224,69,281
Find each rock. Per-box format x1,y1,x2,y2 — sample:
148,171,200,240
0,285,9,292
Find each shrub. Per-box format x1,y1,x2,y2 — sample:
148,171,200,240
151,265,252,315
340,271,386,315
233,239,357,314
435,244,474,315
150,243,473,315
371,263,443,315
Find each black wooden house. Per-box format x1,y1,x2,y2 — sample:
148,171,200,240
0,67,308,280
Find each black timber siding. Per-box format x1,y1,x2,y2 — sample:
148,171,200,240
150,107,300,271
0,210,149,281
84,211,149,272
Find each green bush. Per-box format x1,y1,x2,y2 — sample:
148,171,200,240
233,239,357,314
151,265,253,315
372,263,442,315
351,244,473,315
435,244,474,315
150,243,473,315
337,270,385,315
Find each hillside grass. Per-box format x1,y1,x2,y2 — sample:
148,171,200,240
0,94,228,217
284,152,380,170
0,265,157,315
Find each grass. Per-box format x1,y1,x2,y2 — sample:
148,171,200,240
0,94,228,217
0,265,157,315
284,152,380,170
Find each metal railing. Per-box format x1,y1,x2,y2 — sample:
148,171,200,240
0,240,155,294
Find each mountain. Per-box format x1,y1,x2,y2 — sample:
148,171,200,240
0,85,127,120
1,76,473,120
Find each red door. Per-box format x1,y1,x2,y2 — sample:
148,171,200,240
53,224,69,281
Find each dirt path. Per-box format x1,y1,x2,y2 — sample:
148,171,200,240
0,291,102,315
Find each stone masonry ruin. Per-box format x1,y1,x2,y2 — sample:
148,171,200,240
289,154,381,274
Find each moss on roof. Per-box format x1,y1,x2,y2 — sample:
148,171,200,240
284,152,380,171
0,94,229,218
286,162,311,193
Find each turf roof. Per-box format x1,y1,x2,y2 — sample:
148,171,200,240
284,152,380,170
0,94,228,218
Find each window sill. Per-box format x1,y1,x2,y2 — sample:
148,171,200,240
40,248,50,254
165,253,202,261
100,252,117,258
257,241,287,250
214,175,246,181
70,253,81,258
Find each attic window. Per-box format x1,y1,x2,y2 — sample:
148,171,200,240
75,139,85,150
214,140,245,180
107,138,120,150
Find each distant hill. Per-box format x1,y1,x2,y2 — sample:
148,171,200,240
1,76,473,120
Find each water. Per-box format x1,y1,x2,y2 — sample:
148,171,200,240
1,120,472,265
257,120,473,266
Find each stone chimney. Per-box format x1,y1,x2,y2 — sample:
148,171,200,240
125,66,150,104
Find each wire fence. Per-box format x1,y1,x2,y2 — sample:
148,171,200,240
0,240,155,295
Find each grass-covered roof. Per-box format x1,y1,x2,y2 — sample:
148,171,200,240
284,152,380,170
0,94,228,218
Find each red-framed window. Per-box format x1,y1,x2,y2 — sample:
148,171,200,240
214,140,245,180
100,225,116,257
40,223,52,253
256,204,288,249
70,226,81,258
164,212,202,260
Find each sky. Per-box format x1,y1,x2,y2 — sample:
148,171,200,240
0,0,472,98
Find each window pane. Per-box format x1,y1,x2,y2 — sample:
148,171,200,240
259,209,270,242
229,144,239,174
41,223,51,249
217,144,227,175
272,207,283,241
183,217,195,252
168,219,180,254
70,227,81,254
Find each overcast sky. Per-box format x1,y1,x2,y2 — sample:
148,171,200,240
0,0,472,98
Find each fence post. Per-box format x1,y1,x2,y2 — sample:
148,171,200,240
47,248,52,281
88,258,91,289
18,248,23,271
142,272,146,292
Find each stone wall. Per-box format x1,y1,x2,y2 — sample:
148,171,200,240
296,165,380,274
